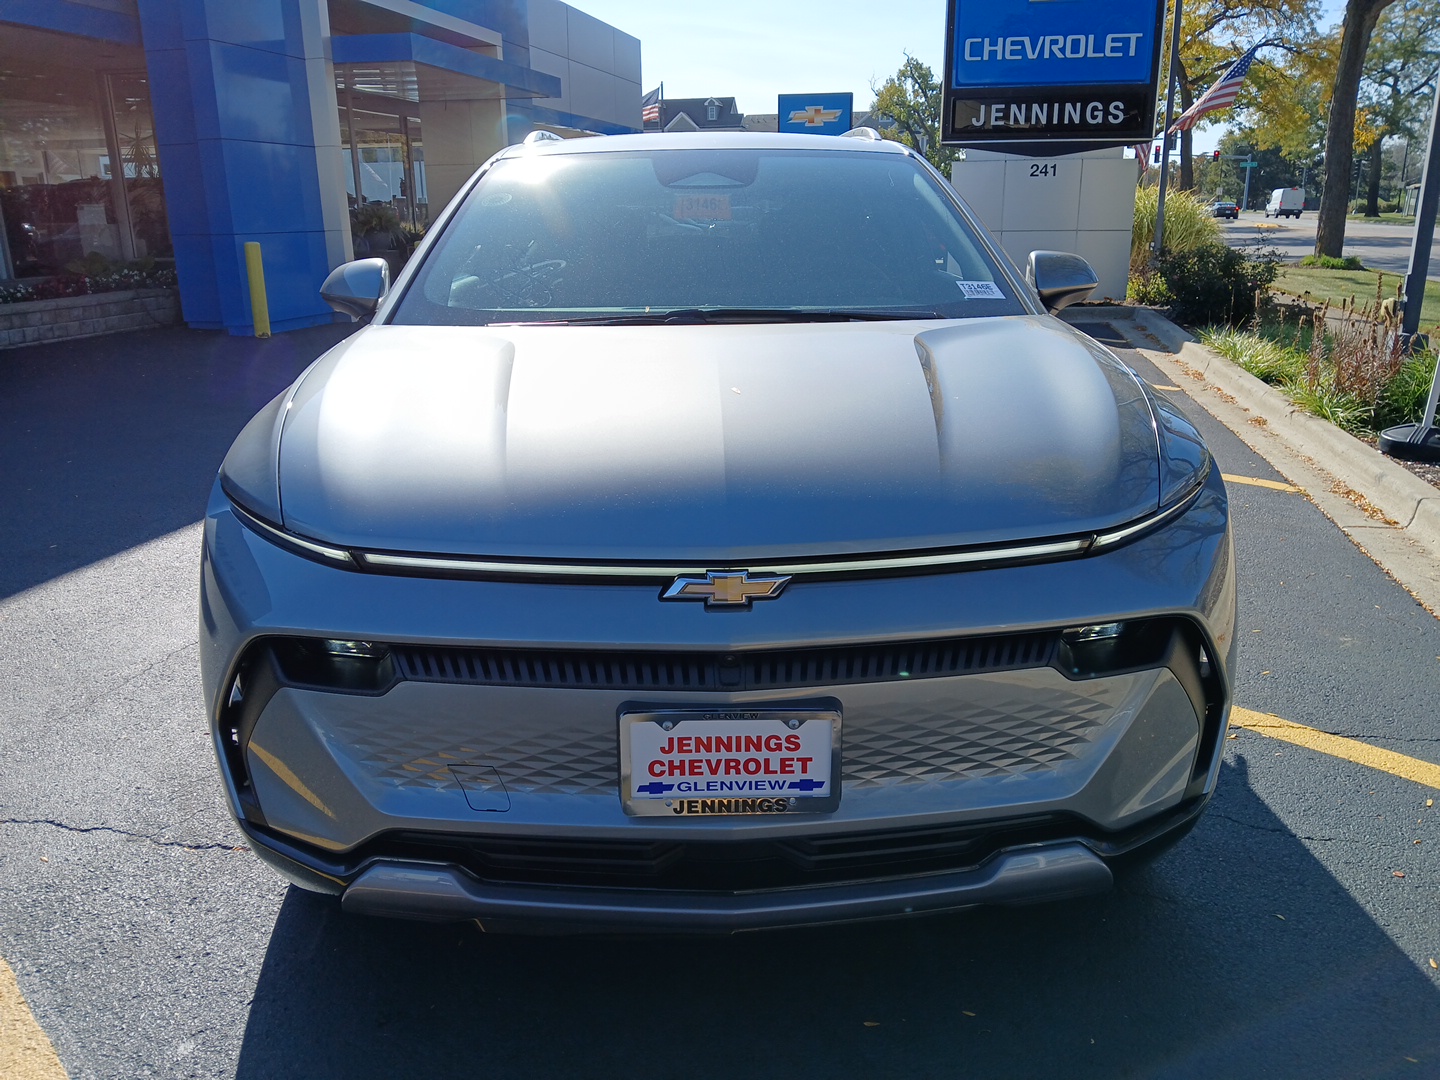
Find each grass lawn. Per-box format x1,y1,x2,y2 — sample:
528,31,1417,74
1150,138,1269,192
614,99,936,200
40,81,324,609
1273,265,1440,332
1345,212,1416,226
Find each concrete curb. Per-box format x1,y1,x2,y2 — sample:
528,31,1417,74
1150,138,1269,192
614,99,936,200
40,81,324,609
1069,304,1440,562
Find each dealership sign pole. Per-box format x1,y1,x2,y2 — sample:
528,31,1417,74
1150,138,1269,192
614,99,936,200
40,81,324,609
942,0,1168,151
1152,0,1182,254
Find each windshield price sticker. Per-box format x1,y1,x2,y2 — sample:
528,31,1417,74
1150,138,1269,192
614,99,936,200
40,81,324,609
673,194,732,221
620,710,838,816
957,281,1006,299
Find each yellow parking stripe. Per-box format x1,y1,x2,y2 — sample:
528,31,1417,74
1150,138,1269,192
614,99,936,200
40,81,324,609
1231,707,1440,791
1222,474,1303,494
0,958,68,1080
1151,383,1184,391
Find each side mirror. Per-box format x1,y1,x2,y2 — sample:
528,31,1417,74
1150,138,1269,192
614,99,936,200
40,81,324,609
320,258,390,320
1026,251,1098,315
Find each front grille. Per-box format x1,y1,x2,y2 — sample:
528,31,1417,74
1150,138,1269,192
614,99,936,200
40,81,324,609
391,631,1059,692
359,814,1078,891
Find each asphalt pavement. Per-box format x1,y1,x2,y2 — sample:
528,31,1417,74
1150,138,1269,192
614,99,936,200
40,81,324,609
1,321,1438,1079
1216,213,1440,281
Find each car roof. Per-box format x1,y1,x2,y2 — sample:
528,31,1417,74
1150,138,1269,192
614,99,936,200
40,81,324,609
496,130,916,159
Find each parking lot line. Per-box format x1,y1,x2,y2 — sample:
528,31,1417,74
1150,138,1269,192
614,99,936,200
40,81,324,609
1222,474,1304,494
1231,707,1440,791
0,958,68,1080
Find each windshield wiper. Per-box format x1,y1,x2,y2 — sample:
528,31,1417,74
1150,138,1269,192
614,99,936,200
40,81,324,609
490,308,945,326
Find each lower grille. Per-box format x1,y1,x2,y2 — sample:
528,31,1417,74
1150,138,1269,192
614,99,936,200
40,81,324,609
392,631,1059,692
357,815,1078,892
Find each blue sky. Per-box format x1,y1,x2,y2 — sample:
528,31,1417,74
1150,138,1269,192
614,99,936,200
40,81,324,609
577,0,1349,153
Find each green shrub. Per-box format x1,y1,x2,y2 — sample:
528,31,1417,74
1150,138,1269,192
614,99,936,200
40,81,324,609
1299,254,1365,271
1378,350,1439,428
1152,243,1277,327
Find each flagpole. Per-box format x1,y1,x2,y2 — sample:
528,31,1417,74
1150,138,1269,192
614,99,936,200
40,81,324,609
1153,0,1183,257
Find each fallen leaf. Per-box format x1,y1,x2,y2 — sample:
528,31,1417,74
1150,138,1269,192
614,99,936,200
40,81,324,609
1430,959,1438,970
1226,733,1238,740
864,1021,880,1027
963,1011,977,1017
39,855,48,863
1260,671,1271,675
1274,914,1286,920
1393,871,1406,878
1427,799,1434,808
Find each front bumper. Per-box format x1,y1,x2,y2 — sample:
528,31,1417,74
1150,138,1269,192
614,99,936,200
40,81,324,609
200,467,1235,930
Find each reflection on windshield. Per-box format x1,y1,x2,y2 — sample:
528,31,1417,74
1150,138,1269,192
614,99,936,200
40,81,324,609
392,148,1024,325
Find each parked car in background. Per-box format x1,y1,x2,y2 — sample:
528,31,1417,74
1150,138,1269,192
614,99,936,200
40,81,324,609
1209,201,1238,219
201,130,1237,933
1265,188,1305,219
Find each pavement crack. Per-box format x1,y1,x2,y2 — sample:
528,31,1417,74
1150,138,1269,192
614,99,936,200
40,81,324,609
1208,812,1335,842
0,817,246,853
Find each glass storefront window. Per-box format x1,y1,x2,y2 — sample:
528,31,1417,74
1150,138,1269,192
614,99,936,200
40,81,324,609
0,72,120,277
105,73,172,262
0,62,169,278
336,63,428,269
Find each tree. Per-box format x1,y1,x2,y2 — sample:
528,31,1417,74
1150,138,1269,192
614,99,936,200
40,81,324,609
1157,0,1316,190
1355,0,1440,214
869,55,958,174
1314,0,1402,256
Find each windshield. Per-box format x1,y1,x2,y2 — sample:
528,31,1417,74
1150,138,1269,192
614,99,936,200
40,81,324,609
390,147,1028,325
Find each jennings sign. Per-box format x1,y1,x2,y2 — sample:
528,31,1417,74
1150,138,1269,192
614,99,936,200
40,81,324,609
943,0,1166,146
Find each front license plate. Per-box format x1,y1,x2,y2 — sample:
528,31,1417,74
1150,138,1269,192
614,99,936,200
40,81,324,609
619,708,841,817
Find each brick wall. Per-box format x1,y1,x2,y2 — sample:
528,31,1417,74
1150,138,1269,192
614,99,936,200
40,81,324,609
0,289,181,349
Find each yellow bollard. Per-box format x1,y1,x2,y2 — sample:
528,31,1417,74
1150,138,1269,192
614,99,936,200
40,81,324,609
243,241,271,338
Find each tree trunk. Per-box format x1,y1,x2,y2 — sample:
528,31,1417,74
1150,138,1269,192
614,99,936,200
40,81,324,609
1364,136,1384,216
1314,0,1391,256
1177,65,1194,192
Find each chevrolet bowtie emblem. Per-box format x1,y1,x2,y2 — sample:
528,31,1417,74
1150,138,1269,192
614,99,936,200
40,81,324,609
789,106,842,127
662,570,792,608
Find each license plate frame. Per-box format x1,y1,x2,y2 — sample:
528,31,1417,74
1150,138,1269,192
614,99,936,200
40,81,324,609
618,707,841,817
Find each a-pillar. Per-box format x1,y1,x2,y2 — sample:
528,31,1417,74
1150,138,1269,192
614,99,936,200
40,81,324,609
137,0,350,334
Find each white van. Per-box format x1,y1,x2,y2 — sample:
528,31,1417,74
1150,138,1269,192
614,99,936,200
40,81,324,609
1265,188,1305,218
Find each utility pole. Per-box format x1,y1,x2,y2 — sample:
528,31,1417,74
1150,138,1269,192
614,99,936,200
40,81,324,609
1378,80,1440,461
1152,0,1183,255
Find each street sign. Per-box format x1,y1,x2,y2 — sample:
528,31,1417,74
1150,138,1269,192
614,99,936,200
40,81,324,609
1241,161,1258,167
942,0,1167,148
778,93,854,136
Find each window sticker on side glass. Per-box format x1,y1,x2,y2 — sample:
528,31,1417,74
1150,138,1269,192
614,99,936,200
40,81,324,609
956,281,1005,299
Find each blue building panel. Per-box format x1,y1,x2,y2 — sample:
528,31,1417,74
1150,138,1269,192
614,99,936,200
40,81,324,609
177,0,296,55
0,0,141,45
203,43,317,145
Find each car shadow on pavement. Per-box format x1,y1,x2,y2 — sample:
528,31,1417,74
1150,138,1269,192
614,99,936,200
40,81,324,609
0,323,355,601
234,755,1440,1080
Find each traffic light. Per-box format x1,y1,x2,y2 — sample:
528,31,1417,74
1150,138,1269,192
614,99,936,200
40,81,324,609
1153,146,1161,164
1213,150,1221,163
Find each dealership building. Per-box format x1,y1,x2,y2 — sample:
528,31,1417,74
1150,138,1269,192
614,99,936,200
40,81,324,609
0,0,642,334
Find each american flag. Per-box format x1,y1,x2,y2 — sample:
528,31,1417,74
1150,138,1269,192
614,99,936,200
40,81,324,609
1169,45,1261,133
642,85,662,124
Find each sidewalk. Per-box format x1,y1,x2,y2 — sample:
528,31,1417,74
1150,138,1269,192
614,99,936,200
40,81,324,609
1065,305,1440,616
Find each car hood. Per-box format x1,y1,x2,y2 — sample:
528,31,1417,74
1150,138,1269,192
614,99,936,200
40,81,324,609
274,318,1161,561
